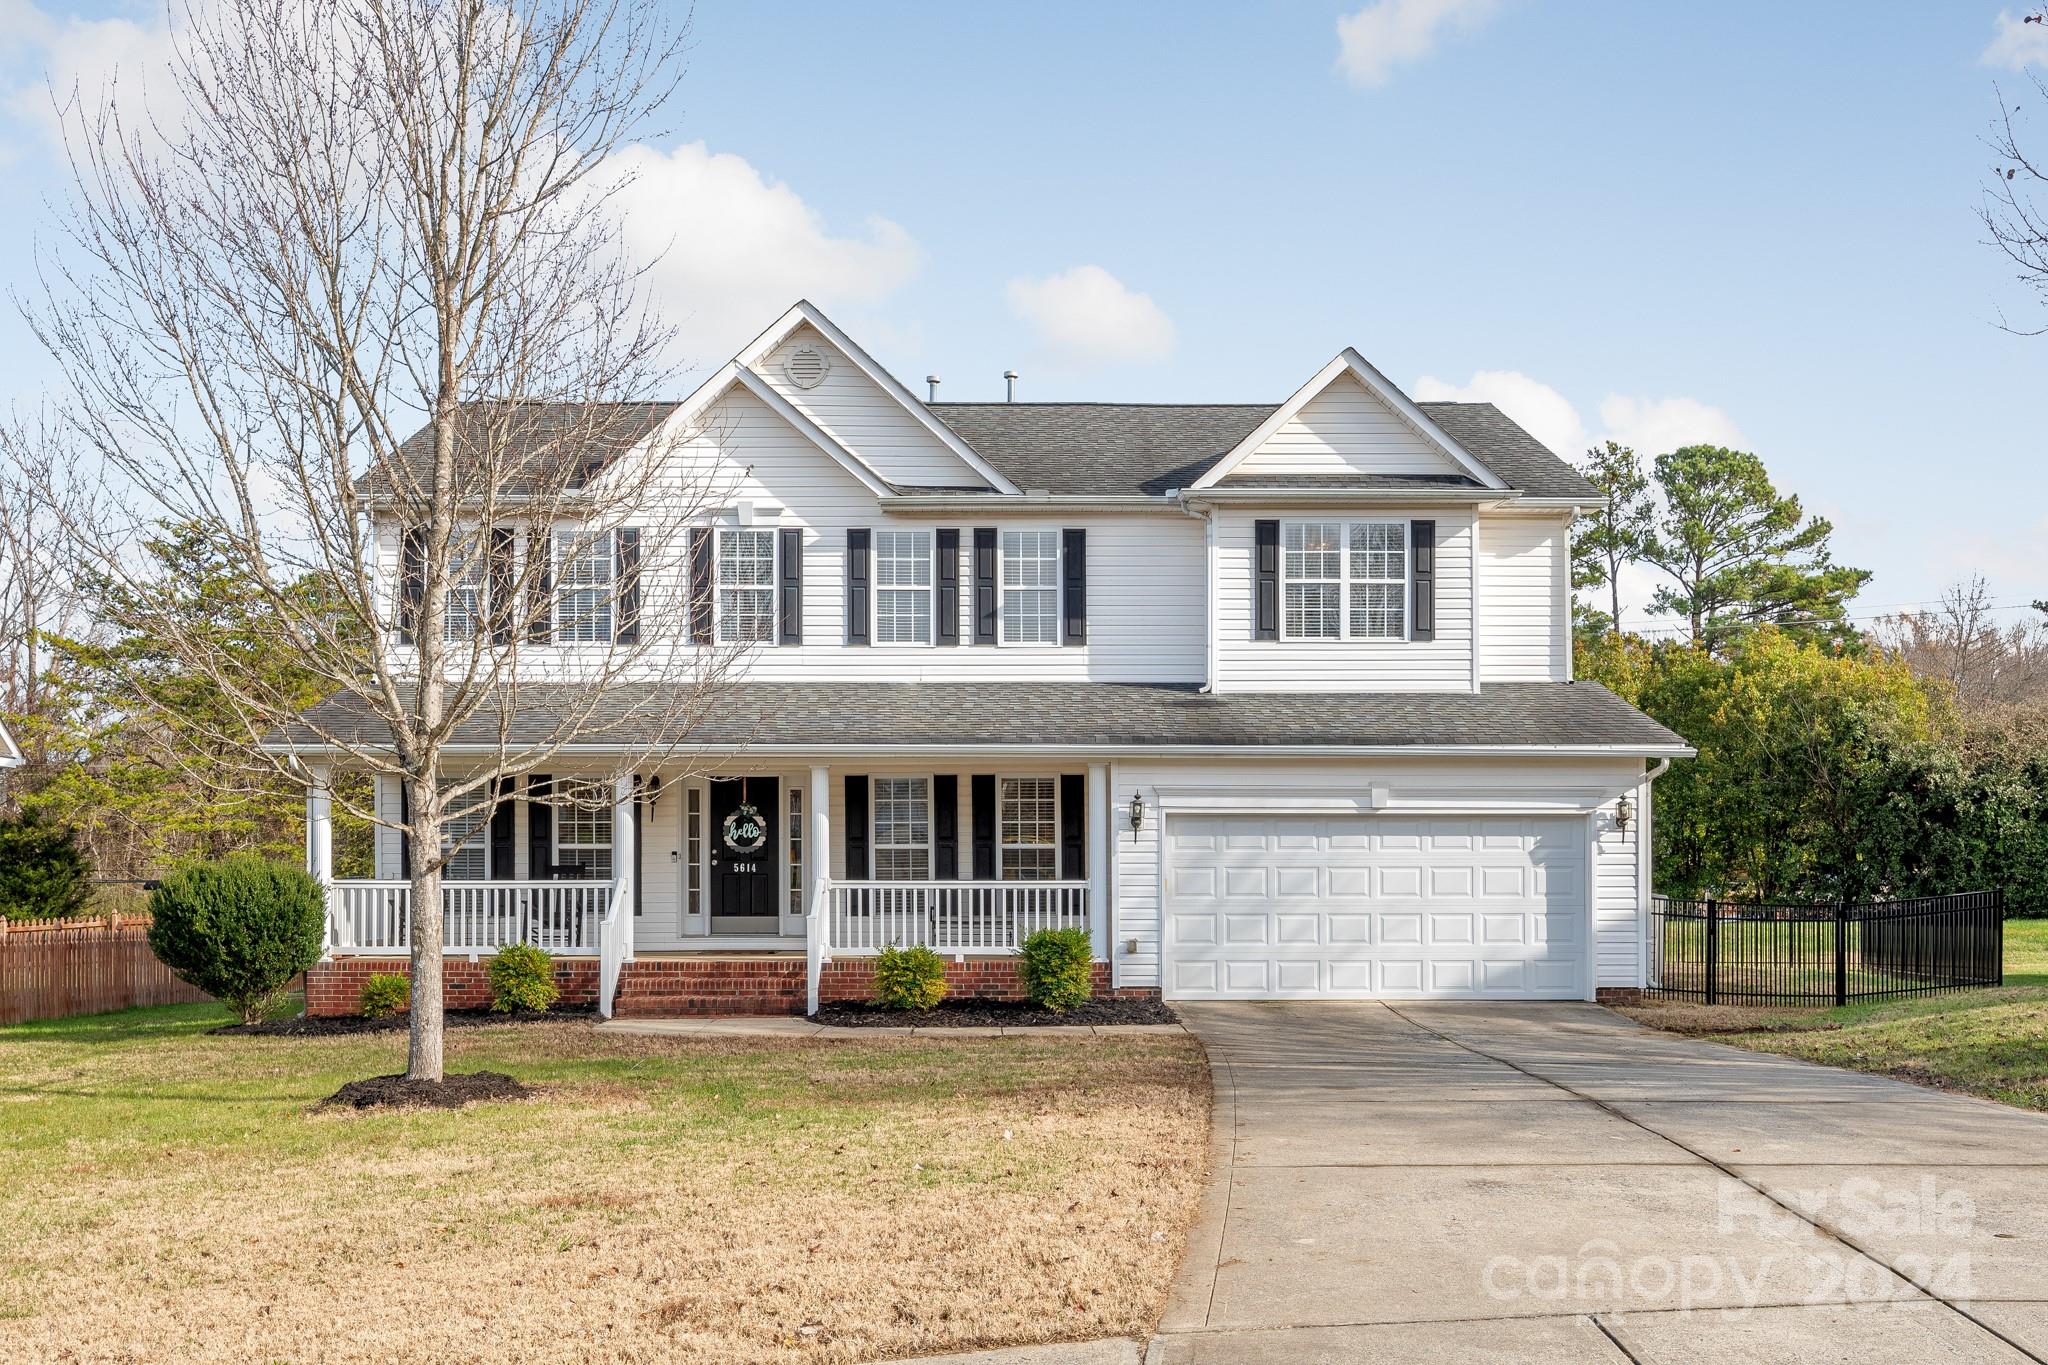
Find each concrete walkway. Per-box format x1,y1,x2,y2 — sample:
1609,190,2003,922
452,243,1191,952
595,1017,1189,1039
1153,1001,2048,1364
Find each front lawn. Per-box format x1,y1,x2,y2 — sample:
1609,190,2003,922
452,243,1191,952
0,1004,1208,1364
1618,917,2048,1111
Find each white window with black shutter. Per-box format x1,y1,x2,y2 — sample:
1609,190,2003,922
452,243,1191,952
717,528,776,644
1260,517,1430,643
873,530,933,645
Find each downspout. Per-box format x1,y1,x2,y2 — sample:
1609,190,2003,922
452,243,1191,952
1174,491,1219,694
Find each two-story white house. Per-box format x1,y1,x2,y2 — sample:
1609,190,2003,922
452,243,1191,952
286,301,1689,1018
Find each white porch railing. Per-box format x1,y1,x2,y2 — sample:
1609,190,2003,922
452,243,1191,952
326,881,610,956
823,880,1090,955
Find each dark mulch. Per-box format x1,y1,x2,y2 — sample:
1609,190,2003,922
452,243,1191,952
214,1004,595,1038
322,1070,530,1110
812,997,1180,1028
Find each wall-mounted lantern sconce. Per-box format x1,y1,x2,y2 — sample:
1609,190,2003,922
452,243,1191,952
1128,791,1146,832
1614,795,1635,834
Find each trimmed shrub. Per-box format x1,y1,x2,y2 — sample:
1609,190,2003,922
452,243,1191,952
0,809,93,921
146,856,325,1024
872,944,949,1011
1019,927,1094,1013
358,972,409,1019
488,943,558,1013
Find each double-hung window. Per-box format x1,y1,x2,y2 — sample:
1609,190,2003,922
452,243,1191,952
1282,520,1408,641
444,536,487,642
554,781,613,880
556,530,615,643
718,529,776,643
871,777,930,880
440,781,488,880
873,530,932,644
999,777,1058,881
1001,529,1060,644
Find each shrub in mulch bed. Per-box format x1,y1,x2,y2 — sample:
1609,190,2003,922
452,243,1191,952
322,1070,529,1110
213,1003,595,1038
813,997,1178,1028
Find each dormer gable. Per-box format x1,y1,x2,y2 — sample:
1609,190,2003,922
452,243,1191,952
1194,350,1506,491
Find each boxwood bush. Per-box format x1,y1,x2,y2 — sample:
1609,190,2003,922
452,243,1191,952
488,942,558,1013
358,972,409,1019
872,943,948,1011
146,856,325,1023
1019,927,1093,1012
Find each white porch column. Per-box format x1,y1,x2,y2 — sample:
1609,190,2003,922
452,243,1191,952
306,764,333,885
612,773,636,937
807,764,832,1016
1087,762,1109,964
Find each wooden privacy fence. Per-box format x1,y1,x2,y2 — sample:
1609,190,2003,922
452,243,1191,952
0,914,211,1025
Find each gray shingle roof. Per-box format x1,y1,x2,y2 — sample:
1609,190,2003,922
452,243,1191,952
355,401,680,498
279,681,1687,753
927,401,1596,499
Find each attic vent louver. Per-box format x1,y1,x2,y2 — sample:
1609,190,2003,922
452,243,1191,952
783,344,831,390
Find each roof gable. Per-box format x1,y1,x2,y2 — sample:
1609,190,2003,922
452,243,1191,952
1193,351,1505,491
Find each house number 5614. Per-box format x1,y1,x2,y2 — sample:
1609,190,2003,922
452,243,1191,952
730,861,759,873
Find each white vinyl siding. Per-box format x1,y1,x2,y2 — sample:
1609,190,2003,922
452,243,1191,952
871,777,931,880
1216,508,1471,692
717,528,776,644
1001,530,1061,644
1231,373,1471,479
555,530,614,643
1478,513,1570,682
874,530,933,645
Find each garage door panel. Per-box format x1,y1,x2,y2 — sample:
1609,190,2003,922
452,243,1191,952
1164,813,1586,1001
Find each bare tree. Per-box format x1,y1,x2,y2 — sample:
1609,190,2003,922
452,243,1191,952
1876,576,2048,710
19,0,745,1082
1986,11,2048,333
0,412,104,776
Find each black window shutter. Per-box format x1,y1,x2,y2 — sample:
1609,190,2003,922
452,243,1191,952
488,527,515,646
397,778,412,877
934,528,960,646
399,526,427,645
527,528,553,644
527,774,553,879
688,527,713,645
970,774,996,879
488,776,515,879
630,779,644,916
615,527,642,645
972,528,998,645
778,527,803,644
1254,519,1280,641
844,775,870,879
1061,528,1086,646
845,529,871,646
932,774,959,879
1410,519,1436,642
1059,773,1085,880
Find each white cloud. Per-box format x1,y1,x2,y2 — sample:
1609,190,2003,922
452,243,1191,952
1596,394,1746,455
1,0,182,157
1335,0,1502,87
1004,265,1176,365
1412,369,1588,458
1982,10,2048,70
593,141,921,365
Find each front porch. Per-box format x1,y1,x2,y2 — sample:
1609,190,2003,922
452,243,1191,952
305,762,1113,1017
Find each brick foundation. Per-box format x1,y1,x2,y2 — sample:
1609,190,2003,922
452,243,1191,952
1594,987,1645,1005
305,956,599,1017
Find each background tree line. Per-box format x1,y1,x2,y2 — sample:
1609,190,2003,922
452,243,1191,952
1570,443,2048,914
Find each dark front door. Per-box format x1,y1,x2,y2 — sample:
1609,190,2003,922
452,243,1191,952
709,778,780,934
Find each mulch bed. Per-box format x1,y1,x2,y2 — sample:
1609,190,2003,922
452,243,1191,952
812,997,1179,1028
322,1070,530,1110
215,1004,595,1038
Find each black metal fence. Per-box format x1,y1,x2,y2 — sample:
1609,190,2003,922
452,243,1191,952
1647,891,2004,1006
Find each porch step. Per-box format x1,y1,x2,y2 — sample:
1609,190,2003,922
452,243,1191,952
612,958,806,1018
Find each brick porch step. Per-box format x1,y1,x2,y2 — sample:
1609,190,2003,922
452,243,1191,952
612,957,806,1018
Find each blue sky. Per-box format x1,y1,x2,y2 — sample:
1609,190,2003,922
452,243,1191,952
3,1,2045,629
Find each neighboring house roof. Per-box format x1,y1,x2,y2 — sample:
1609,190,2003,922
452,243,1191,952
276,681,1689,754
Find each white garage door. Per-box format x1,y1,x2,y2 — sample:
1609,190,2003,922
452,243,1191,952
1163,815,1588,1000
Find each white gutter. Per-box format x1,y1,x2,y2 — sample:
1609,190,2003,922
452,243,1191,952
266,740,1697,760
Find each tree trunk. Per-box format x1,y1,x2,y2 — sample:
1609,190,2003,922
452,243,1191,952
406,772,445,1081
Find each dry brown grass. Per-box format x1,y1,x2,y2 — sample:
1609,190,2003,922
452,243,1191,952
0,1007,1209,1363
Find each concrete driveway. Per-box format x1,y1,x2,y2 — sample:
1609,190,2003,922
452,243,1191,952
1152,1002,2048,1364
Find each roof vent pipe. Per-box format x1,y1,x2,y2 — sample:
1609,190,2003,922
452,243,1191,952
1003,370,1019,402
926,374,940,402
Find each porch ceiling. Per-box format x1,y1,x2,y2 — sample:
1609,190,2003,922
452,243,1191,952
272,680,1687,755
